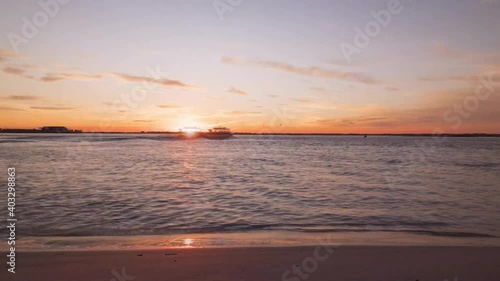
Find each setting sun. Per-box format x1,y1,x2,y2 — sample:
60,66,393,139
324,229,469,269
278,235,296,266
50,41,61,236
183,238,194,247
174,118,206,132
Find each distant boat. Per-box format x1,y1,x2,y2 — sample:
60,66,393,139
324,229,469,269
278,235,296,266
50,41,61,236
201,127,233,140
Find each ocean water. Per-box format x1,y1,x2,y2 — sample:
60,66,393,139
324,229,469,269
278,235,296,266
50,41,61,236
1,134,499,248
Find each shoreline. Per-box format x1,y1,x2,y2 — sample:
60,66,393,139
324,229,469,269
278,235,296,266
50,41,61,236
8,231,500,252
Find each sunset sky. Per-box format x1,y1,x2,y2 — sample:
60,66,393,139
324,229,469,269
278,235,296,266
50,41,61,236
1,0,499,133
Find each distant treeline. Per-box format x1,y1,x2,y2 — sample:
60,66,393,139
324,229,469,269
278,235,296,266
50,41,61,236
0,127,82,133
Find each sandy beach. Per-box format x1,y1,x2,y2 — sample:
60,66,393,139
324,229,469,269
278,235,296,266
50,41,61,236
3,246,499,281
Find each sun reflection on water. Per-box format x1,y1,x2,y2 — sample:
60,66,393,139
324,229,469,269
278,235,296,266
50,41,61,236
183,238,194,247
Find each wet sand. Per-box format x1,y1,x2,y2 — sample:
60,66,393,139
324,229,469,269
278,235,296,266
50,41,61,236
3,246,500,281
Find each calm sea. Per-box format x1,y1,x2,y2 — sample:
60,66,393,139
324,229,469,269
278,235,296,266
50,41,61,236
1,134,499,248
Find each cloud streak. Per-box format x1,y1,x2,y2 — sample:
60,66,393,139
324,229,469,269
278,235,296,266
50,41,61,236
227,87,250,96
133,120,154,123
40,72,104,82
30,106,75,110
310,87,329,94
385,87,400,91
0,106,25,111
111,73,197,90
157,105,183,109
2,95,42,101
0,49,21,63
221,56,378,84
420,72,500,83
3,66,26,75
1,53,199,90
433,44,500,62
224,110,262,115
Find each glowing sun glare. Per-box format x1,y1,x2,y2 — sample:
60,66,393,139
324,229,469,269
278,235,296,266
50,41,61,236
183,238,194,246
176,117,205,131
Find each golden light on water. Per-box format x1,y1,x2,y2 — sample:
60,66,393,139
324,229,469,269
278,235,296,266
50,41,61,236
183,238,194,247
184,130,197,138
178,123,202,138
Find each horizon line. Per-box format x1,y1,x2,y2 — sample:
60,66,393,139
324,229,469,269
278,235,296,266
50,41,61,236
1,128,499,136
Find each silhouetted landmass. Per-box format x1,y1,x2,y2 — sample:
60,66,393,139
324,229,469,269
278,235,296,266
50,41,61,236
0,126,82,133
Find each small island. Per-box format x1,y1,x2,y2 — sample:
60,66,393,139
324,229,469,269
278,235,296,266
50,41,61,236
0,126,82,133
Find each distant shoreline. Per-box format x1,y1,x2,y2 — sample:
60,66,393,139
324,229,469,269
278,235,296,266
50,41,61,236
1,129,499,137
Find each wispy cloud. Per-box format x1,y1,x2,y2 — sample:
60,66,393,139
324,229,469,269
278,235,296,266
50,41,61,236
3,66,26,75
221,56,378,84
39,75,65,82
157,104,182,109
0,106,25,111
111,73,197,90
312,116,391,127
420,73,500,83
133,119,154,123
2,63,104,82
2,64,44,80
224,110,262,115
30,106,74,110
310,87,329,94
432,44,500,62
290,97,314,103
0,49,22,63
2,95,42,101
40,72,104,82
1,53,199,90
385,87,400,91
227,86,250,96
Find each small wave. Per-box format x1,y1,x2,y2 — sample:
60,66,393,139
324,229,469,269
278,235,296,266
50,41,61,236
385,159,403,164
456,162,499,168
404,230,496,238
0,139,34,143
16,222,496,239
295,228,496,238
